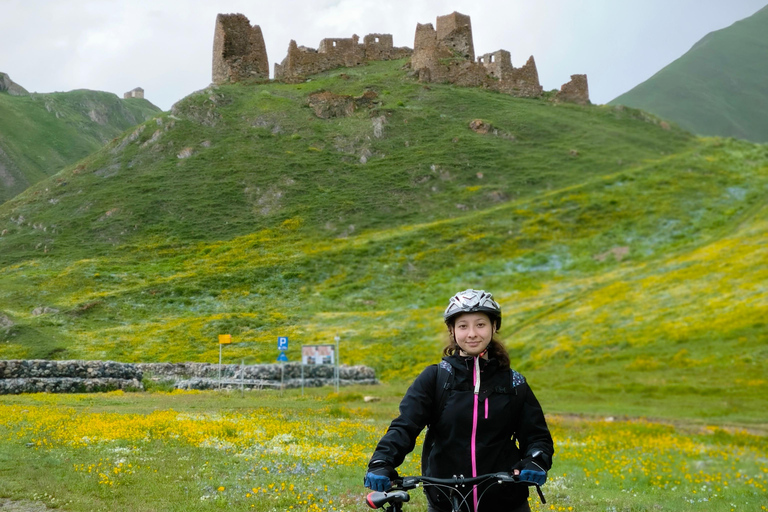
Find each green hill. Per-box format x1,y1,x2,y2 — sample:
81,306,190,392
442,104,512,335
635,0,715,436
0,80,162,204
0,59,766,423
610,5,768,143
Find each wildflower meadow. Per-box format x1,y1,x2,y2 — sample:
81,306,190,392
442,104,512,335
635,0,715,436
0,388,765,512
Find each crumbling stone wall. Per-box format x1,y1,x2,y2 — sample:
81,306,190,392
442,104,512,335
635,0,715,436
274,32,411,81
275,36,365,81
212,13,269,84
363,34,395,60
556,74,590,105
492,55,544,98
478,50,513,79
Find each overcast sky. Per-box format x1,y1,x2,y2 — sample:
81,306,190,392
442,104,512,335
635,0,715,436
1,0,765,111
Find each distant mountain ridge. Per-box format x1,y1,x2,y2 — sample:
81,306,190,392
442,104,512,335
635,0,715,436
609,5,768,142
0,75,161,204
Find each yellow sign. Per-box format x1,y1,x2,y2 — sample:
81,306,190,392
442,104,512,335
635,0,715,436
218,334,232,344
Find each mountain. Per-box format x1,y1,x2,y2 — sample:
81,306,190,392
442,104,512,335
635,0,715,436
0,76,162,204
609,5,768,143
0,59,765,421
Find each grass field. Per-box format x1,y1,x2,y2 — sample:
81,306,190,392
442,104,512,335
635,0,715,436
0,388,765,512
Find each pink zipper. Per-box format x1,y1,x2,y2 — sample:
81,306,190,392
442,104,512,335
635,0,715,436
471,356,480,511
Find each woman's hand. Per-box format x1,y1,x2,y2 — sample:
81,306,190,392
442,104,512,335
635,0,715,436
364,460,398,491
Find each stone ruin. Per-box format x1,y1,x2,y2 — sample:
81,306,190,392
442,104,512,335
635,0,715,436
555,74,590,105
123,87,144,99
411,11,588,103
212,13,270,84
210,11,588,104
274,32,411,81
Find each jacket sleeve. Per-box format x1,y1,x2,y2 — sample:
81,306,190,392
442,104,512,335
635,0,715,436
369,365,438,468
515,382,555,471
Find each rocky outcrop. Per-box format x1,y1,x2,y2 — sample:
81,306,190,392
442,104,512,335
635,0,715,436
307,89,380,119
0,72,29,96
308,91,356,119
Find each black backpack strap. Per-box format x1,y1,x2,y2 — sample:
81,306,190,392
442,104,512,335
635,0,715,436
492,368,527,395
422,360,454,476
431,360,454,426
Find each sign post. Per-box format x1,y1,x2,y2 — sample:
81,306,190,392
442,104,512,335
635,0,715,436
302,344,337,392
218,334,231,389
334,335,340,393
277,337,289,390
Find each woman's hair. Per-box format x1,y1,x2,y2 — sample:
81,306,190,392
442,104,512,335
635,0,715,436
443,330,511,370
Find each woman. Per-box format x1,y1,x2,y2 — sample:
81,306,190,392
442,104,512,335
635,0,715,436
364,289,554,512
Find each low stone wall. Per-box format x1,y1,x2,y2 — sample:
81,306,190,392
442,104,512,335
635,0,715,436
138,362,377,390
0,360,377,394
0,360,142,394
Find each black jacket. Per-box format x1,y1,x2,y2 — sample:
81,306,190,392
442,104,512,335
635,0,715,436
369,354,554,511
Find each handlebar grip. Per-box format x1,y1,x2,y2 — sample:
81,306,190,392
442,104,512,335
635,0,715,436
366,490,410,509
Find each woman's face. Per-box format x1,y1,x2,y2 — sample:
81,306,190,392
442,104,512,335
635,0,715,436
452,312,495,357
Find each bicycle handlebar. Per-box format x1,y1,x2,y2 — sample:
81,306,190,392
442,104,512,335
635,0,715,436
399,472,519,489
365,472,546,510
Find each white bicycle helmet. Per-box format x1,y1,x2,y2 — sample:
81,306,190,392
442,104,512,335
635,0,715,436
443,289,502,329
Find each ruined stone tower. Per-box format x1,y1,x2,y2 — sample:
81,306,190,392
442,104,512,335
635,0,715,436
411,12,563,101
411,11,488,85
435,11,474,61
212,13,269,84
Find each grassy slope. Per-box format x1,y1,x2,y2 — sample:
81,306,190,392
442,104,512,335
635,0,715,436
0,59,766,424
610,6,768,142
0,89,161,203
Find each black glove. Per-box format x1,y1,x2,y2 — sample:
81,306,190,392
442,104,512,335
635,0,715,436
364,460,398,491
513,454,547,486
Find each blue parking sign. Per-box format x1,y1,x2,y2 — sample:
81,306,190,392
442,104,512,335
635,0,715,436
277,336,288,350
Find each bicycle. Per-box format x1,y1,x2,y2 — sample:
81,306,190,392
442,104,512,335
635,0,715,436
365,472,546,511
